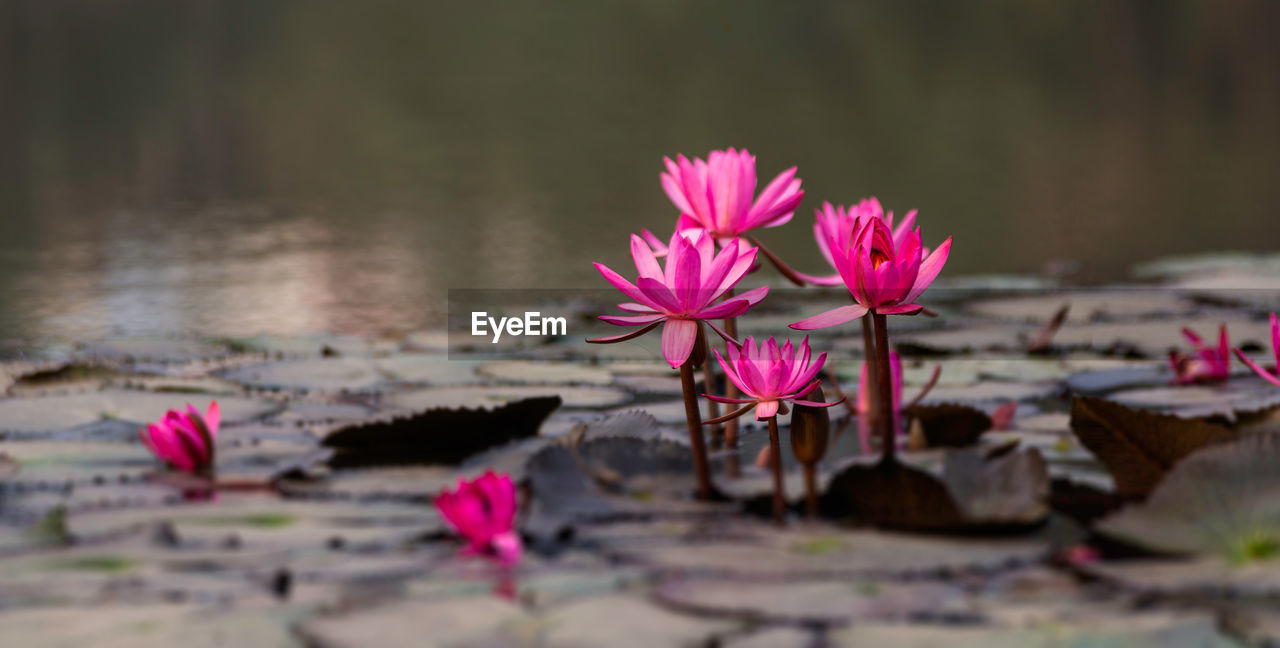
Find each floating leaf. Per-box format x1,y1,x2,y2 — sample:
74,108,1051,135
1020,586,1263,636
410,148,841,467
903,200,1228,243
655,578,974,626
1108,377,1280,420
1069,396,1235,498
477,360,612,385
391,385,627,410
0,391,275,433
321,396,560,467
1096,434,1280,563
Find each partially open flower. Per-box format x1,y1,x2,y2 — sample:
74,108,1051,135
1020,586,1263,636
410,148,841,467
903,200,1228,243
661,148,804,241
591,229,767,368
435,471,522,565
1234,313,1280,388
791,207,951,330
139,401,219,475
703,336,842,421
1169,324,1231,384
803,199,920,286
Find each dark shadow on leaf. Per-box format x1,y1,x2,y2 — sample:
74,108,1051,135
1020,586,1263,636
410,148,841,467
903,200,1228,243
905,403,992,448
322,396,560,468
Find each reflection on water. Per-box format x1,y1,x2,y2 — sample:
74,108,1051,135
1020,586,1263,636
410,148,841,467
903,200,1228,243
2,1,1279,343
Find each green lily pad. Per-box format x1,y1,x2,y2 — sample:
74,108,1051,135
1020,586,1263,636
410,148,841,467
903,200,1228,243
0,391,275,433
477,360,613,385
967,290,1196,323
1095,434,1280,564
390,385,628,411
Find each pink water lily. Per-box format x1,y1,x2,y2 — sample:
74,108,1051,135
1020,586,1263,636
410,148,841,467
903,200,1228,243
802,199,921,286
661,148,804,241
1233,313,1280,387
591,228,768,368
703,336,841,420
791,207,951,330
1169,324,1231,384
139,401,220,474
435,471,522,565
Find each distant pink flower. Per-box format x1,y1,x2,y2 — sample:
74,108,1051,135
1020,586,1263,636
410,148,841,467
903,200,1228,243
791,208,951,330
591,229,768,368
661,148,804,241
435,471,522,565
139,401,219,474
1168,324,1231,384
803,199,921,286
1233,313,1280,388
704,336,839,420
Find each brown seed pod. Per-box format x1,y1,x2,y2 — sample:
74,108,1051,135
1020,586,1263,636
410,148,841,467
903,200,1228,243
790,386,831,465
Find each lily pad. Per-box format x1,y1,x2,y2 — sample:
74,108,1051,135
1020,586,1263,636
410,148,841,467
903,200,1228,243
1096,434,1280,563
477,360,613,385
0,391,276,433
1108,377,1280,420
967,290,1196,323
656,578,975,626
391,385,628,410
298,595,533,648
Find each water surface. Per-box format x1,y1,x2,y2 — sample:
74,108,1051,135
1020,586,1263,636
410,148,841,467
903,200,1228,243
2,2,1278,342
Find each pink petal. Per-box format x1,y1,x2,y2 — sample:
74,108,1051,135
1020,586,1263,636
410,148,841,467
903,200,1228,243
636,277,682,314
595,263,657,309
1235,348,1280,387
902,236,951,304
661,319,699,368
599,314,665,326
789,304,868,330
692,299,751,321
630,234,663,280
877,303,924,316
755,399,780,419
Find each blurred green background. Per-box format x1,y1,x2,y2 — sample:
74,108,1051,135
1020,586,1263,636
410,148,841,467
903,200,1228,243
1,1,1278,341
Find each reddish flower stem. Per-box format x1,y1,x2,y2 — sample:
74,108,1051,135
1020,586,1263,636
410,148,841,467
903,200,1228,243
702,361,723,445
679,359,714,500
872,311,896,462
766,415,786,524
723,291,741,459
861,313,881,433
803,463,818,518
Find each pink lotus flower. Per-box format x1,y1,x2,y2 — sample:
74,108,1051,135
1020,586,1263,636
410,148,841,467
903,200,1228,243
139,402,219,474
803,199,920,286
435,471,522,565
1234,313,1280,388
591,228,768,368
661,148,804,241
704,336,840,420
1168,325,1231,384
790,207,951,330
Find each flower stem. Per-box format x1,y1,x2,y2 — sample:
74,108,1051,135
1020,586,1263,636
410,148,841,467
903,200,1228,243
803,463,818,518
872,311,896,462
861,313,880,433
679,360,713,500
766,415,786,524
702,361,723,445
723,290,740,463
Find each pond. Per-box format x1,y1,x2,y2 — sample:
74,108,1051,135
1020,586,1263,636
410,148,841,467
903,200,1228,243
2,2,1280,342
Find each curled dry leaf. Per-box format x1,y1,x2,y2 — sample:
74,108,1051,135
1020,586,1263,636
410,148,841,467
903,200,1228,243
904,403,993,448
322,396,561,468
1069,396,1234,498
822,446,1049,531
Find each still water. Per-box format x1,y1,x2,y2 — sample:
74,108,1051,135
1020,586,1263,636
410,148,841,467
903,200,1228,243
2,2,1278,343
